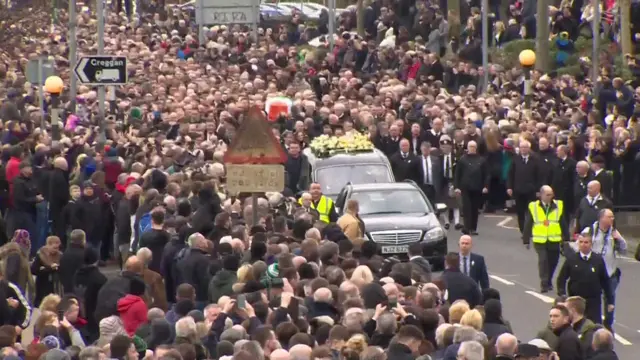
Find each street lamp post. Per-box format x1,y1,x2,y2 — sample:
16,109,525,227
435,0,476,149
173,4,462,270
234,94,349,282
519,49,536,110
44,75,64,141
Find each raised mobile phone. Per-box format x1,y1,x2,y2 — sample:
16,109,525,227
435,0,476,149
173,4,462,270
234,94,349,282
237,294,246,309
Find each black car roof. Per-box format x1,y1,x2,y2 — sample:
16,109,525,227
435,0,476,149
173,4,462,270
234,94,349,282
347,182,419,192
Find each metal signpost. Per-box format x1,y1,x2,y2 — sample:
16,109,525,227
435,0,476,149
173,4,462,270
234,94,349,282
224,107,287,226
69,0,77,112
74,55,127,149
26,58,55,129
328,0,335,51
481,0,489,93
196,0,259,43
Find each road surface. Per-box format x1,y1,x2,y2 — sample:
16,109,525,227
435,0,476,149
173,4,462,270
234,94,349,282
463,214,639,358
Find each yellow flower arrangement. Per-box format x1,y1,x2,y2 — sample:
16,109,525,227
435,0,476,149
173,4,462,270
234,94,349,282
310,133,374,157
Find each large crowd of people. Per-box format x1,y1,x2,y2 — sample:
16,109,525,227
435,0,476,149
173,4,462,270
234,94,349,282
0,0,638,359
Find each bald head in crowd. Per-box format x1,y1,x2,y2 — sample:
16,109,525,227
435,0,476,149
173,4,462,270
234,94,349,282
269,349,289,360
496,334,518,357
593,329,614,351
53,157,68,170
587,180,602,197
383,283,399,297
339,281,360,298
314,288,333,303
305,227,321,242
125,256,143,274
577,160,590,175
293,256,307,269
136,248,152,267
289,344,312,359
231,238,245,252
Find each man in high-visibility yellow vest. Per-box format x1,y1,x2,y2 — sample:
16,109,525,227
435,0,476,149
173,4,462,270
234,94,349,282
522,185,570,294
298,182,338,223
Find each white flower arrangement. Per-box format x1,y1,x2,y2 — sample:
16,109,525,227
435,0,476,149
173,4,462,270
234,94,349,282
309,133,374,157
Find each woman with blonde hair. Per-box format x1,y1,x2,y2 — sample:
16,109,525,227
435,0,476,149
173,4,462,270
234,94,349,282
237,264,254,283
448,300,470,324
493,21,506,47
460,309,484,331
39,294,62,313
341,334,368,360
350,265,374,288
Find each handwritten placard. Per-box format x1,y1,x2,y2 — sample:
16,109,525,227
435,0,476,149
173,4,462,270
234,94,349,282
226,164,285,193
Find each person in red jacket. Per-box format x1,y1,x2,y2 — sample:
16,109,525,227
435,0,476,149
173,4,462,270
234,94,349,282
5,145,23,208
117,277,148,336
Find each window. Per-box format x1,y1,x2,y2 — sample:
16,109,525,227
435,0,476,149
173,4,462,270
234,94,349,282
350,189,430,215
315,164,392,195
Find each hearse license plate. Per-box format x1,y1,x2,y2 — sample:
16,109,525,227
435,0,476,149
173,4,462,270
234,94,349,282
381,245,409,254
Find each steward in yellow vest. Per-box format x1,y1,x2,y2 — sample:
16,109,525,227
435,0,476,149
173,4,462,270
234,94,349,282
522,186,570,293
298,194,336,223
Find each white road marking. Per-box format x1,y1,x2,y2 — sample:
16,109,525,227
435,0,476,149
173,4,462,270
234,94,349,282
489,275,515,285
620,256,639,263
497,217,512,227
525,290,555,303
614,333,633,346
491,215,520,230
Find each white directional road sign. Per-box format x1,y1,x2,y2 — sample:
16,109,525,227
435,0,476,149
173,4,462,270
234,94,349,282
74,56,128,85
196,0,257,25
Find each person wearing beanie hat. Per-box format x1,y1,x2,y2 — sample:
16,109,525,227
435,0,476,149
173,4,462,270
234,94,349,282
266,262,279,279
41,335,61,349
97,315,127,347
117,277,149,336
3,229,35,299
75,181,101,250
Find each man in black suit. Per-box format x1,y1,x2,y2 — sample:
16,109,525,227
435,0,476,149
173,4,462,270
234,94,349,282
458,235,490,290
384,124,402,157
507,140,542,233
440,252,481,308
390,139,416,182
551,145,577,219
423,118,444,150
408,123,426,156
412,141,444,204
591,156,613,201
454,140,488,235
574,180,613,234
573,160,593,212
557,230,614,324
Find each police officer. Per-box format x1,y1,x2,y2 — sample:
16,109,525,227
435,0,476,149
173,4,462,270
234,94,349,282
522,185,570,293
556,230,614,325
298,182,338,223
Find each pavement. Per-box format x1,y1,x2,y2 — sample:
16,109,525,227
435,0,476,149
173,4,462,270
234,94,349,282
457,214,640,358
